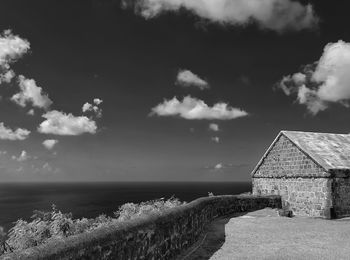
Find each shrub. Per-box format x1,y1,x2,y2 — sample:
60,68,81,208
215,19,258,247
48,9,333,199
114,196,185,221
89,214,116,230
73,218,91,234
0,197,185,255
50,207,74,237
7,219,41,250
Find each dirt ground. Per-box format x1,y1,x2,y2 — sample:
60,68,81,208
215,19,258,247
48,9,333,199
178,208,350,260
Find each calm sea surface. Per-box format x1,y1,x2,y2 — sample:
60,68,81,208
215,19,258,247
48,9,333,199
0,182,251,231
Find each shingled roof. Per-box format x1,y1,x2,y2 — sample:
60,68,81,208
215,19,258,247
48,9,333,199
253,130,350,174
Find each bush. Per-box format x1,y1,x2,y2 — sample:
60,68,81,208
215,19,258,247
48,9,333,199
114,196,184,221
0,197,185,255
6,205,74,251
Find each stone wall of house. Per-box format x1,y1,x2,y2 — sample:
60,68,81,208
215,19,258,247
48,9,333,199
253,135,329,178
252,134,333,218
253,178,332,218
333,177,350,218
0,195,281,260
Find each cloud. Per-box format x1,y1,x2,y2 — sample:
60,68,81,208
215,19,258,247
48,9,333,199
150,96,248,120
123,0,318,33
42,162,52,172
42,139,58,150
176,69,209,89
277,40,350,115
11,75,53,110
209,123,219,131
0,69,15,84
0,122,30,140
82,102,92,112
206,162,251,171
31,162,60,175
0,30,30,84
82,98,103,118
211,136,220,143
0,30,30,70
93,98,103,105
30,161,61,175
214,163,223,170
12,150,30,162
38,110,97,135
27,109,35,116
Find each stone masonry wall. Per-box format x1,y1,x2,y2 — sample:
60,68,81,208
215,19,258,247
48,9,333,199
333,177,350,218
253,134,333,218
254,135,329,178
253,178,332,218
0,195,281,260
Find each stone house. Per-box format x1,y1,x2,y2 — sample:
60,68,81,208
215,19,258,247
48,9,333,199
252,130,350,219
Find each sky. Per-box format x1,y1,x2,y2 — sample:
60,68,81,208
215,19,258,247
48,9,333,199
0,0,350,182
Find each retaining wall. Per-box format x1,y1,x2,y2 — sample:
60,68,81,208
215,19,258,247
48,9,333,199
1,194,281,260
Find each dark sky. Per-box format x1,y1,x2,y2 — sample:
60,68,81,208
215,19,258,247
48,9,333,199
0,0,350,182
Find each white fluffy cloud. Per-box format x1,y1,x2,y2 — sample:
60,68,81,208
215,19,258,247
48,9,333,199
93,98,103,105
82,98,103,118
38,110,97,135
124,0,318,32
11,75,53,110
82,102,92,113
0,30,30,70
0,69,15,84
0,122,30,140
209,123,219,131
12,150,30,162
0,30,30,84
211,136,220,143
176,70,209,89
151,96,248,120
278,40,350,115
42,139,58,150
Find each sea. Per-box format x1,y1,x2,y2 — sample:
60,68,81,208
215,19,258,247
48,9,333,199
0,182,251,231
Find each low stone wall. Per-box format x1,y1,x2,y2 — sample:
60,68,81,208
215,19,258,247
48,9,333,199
1,195,281,260
253,177,332,218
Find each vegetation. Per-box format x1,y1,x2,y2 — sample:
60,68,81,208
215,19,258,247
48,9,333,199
0,196,185,255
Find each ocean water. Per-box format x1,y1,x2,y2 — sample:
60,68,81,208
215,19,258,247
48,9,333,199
0,182,251,231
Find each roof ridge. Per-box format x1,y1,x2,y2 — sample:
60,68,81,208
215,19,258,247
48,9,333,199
281,130,349,135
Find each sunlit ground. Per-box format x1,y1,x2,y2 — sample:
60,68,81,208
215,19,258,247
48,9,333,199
180,208,350,260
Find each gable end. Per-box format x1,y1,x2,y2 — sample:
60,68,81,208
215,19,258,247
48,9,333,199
252,132,329,178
